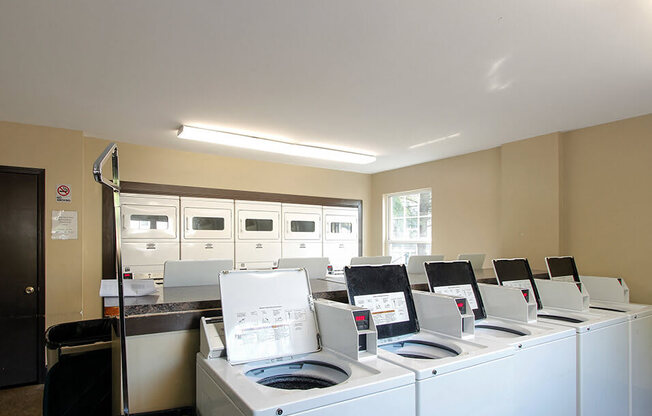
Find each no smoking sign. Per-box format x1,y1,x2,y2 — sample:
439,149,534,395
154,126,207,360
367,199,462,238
56,184,72,203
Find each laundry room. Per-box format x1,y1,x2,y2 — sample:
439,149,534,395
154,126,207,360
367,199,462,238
0,2,651,416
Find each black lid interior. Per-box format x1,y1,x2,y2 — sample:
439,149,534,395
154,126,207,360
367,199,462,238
344,264,419,340
424,261,487,320
493,258,543,309
546,256,581,282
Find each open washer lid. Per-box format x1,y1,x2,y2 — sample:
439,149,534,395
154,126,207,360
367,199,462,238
344,264,419,340
424,260,488,320
219,269,320,365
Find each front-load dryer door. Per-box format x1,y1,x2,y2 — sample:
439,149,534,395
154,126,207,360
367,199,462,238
183,207,233,241
237,209,280,241
283,212,321,241
324,213,358,241
121,204,178,240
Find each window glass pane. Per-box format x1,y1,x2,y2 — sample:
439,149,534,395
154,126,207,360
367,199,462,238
391,219,405,240
391,195,404,218
330,222,352,234
405,195,419,217
245,218,274,232
291,220,316,233
419,192,432,216
192,217,224,231
407,218,418,239
130,214,168,230
419,217,431,239
388,243,417,264
417,243,431,255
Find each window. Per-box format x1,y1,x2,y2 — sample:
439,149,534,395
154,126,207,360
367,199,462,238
385,189,431,264
245,218,274,232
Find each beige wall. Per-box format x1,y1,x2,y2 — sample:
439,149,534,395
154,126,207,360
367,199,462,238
560,114,652,304
370,114,652,304
1,122,371,326
370,147,502,268
499,133,561,270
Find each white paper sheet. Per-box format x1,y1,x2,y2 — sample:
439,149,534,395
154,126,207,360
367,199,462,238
99,279,158,297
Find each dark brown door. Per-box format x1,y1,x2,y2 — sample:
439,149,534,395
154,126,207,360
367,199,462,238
0,167,45,387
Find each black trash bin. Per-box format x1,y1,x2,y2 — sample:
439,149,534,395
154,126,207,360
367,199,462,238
43,318,113,416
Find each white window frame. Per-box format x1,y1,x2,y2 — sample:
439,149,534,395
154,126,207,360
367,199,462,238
383,188,432,263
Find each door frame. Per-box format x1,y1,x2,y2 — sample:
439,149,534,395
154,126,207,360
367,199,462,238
0,165,46,383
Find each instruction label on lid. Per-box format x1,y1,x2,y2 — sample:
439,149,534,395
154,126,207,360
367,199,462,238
502,279,534,294
354,292,409,326
231,306,309,353
432,284,478,310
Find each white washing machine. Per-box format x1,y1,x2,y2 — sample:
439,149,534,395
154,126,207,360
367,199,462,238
235,201,282,269
196,268,416,416
344,264,516,416
406,255,444,285
281,204,322,258
424,261,577,416
493,258,630,416
180,197,234,265
545,256,652,416
120,193,180,279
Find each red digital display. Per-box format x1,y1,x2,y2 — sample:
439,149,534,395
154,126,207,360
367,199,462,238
355,315,366,321
457,302,464,308
523,292,528,297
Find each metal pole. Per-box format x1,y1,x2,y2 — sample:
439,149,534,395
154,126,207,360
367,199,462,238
93,143,130,415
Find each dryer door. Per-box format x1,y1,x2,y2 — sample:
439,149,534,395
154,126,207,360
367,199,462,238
183,207,233,241
237,209,280,241
324,213,358,241
121,204,178,240
283,212,321,241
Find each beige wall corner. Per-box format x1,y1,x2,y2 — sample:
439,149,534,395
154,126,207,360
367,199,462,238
560,114,652,304
0,122,85,327
499,133,561,269
371,148,502,268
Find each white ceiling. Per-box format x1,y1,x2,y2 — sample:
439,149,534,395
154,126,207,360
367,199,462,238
1,1,651,174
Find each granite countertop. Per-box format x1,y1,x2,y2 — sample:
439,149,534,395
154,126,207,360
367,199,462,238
104,267,546,318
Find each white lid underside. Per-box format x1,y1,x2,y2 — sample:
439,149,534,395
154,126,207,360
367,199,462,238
220,268,320,364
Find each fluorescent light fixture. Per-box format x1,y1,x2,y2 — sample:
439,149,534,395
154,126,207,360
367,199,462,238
409,132,461,149
178,125,376,164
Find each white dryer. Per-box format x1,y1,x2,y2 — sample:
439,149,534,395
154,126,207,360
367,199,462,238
235,201,281,269
322,206,358,271
344,264,516,416
120,193,179,279
545,256,652,416
493,258,631,416
281,204,322,258
196,269,416,416
180,197,234,266
424,261,578,416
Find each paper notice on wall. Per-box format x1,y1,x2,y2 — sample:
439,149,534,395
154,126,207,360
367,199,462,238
551,275,575,283
502,279,535,294
432,284,479,310
354,292,410,326
51,210,78,240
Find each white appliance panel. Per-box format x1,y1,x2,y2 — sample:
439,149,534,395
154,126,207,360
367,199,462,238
181,242,234,263
122,241,179,279
323,241,358,270
235,242,281,269
282,242,322,258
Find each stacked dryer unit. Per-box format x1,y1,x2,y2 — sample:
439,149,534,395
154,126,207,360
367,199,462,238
235,201,281,270
120,193,180,280
281,203,322,258
322,206,359,271
180,197,234,267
